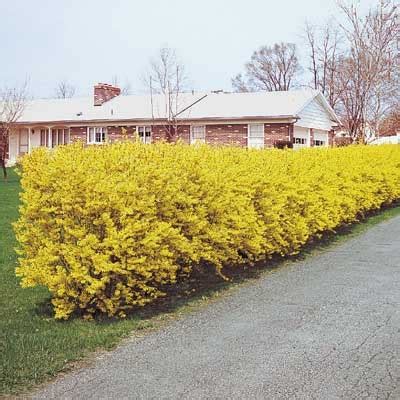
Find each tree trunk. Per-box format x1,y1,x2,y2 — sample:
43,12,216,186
1,157,7,181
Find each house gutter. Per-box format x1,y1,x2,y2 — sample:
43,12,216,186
14,115,299,127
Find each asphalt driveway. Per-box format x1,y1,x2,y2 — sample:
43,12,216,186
31,216,400,399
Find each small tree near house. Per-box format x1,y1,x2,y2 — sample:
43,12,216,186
304,21,342,109
145,47,188,142
0,83,28,180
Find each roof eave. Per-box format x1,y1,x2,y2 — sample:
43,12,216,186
177,115,296,122
14,117,169,126
15,115,298,126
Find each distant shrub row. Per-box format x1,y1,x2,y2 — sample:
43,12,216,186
15,142,400,319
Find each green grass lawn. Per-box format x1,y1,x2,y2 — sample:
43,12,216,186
1,167,400,396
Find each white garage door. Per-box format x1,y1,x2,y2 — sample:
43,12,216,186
313,130,329,147
293,127,310,149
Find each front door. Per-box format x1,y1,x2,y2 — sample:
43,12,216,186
19,129,29,155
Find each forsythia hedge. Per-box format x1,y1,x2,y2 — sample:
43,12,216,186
15,142,400,319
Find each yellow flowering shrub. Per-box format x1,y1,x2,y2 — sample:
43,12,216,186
14,142,400,319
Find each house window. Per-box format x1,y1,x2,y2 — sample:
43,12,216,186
294,137,307,145
248,123,264,148
137,126,152,144
313,139,325,147
190,125,205,144
88,127,107,144
50,128,70,148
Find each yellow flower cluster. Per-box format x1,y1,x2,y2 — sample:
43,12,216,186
14,142,400,319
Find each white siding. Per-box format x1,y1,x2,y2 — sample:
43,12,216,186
296,97,334,131
30,129,41,150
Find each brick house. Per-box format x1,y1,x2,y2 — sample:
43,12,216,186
5,83,340,166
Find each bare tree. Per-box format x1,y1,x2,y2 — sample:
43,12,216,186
335,0,399,143
379,109,400,136
304,22,342,108
111,75,132,95
55,80,75,99
303,1,399,143
231,74,250,93
232,42,301,92
145,47,188,141
367,70,399,138
0,82,28,179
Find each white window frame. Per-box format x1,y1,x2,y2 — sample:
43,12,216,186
87,127,107,144
137,126,152,144
247,123,264,149
190,125,206,144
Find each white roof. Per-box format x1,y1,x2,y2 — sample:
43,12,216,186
18,93,206,123
15,89,339,125
182,90,318,120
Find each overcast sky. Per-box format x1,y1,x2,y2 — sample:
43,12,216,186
0,0,377,98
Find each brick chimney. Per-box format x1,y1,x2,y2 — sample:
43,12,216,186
94,83,121,106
